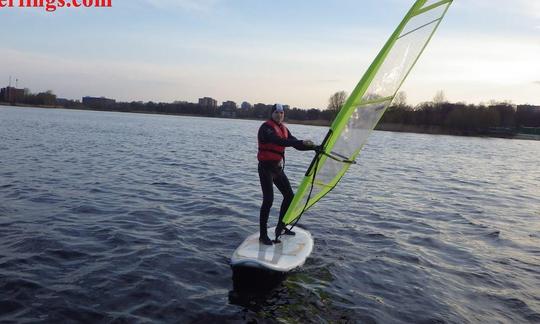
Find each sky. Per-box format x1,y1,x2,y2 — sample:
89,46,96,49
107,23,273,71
0,0,539,108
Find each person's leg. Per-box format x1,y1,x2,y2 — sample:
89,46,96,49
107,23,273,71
258,163,274,245
273,169,295,240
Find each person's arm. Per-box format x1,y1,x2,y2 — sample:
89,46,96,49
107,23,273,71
259,124,304,147
288,129,317,151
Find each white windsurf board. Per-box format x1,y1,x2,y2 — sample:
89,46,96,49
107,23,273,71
231,227,313,272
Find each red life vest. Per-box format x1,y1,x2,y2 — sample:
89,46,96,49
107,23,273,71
257,119,288,162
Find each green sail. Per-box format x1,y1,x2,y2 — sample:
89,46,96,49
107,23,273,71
283,0,453,225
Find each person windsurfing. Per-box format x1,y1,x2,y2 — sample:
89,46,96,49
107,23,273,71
257,103,317,245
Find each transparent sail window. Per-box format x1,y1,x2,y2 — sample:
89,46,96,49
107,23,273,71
291,99,392,216
400,2,448,38
364,18,439,99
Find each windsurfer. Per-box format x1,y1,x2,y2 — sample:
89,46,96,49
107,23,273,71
257,103,317,245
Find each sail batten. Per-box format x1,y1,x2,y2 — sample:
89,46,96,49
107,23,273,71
283,0,453,225
355,95,395,107
398,18,441,39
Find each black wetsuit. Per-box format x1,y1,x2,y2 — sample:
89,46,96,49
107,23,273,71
257,122,312,240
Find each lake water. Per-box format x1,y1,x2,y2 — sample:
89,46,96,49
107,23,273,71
1,106,539,323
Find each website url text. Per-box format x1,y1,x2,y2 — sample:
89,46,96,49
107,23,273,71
0,0,112,12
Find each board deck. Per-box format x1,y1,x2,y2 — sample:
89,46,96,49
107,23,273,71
231,227,314,272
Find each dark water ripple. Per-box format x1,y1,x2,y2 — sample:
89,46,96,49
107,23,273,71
1,106,539,323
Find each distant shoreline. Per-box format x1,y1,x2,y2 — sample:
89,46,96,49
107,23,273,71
2,103,538,141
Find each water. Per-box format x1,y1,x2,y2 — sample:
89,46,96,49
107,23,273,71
1,106,539,323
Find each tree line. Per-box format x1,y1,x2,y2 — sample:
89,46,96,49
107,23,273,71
3,88,539,135
57,98,338,121
316,90,540,135
0,88,57,106
379,92,540,135
52,90,540,134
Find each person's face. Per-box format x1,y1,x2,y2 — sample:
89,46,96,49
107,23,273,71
272,110,284,124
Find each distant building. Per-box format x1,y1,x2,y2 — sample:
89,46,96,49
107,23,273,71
0,86,25,103
82,96,116,109
283,104,290,110
253,103,269,110
241,101,252,110
56,98,70,106
220,101,237,118
221,101,237,109
253,103,271,118
198,97,217,108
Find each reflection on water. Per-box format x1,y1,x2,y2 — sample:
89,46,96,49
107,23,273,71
229,267,286,306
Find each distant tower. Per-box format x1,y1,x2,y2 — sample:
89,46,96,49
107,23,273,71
15,78,18,88
8,76,12,87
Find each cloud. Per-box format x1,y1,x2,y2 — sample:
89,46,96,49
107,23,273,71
398,33,540,105
0,48,205,100
516,1,540,19
142,0,220,11
315,79,341,83
465,0,540,19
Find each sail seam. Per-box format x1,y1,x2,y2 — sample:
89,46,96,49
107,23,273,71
398,18,441,40
355,95,394,107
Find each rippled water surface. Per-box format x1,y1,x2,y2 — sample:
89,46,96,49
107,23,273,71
1,106,539,323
